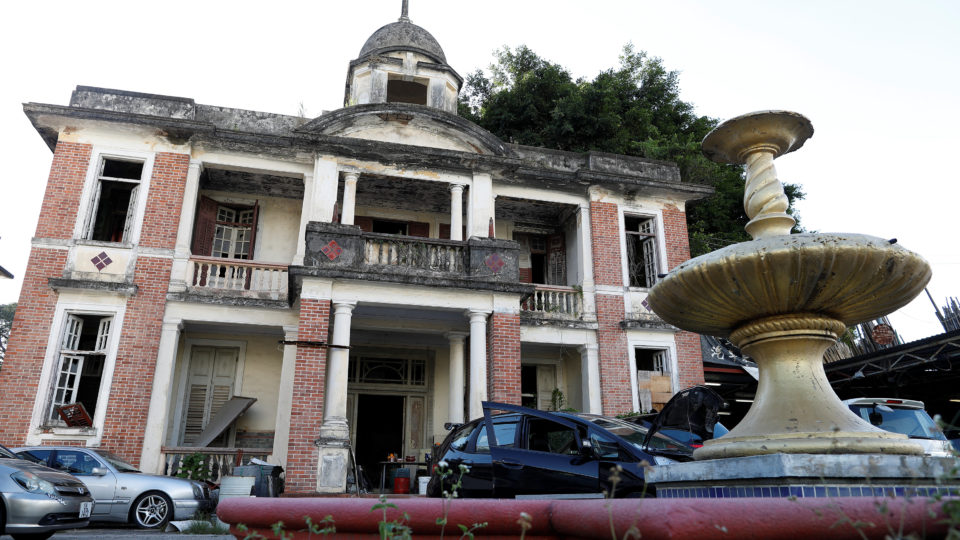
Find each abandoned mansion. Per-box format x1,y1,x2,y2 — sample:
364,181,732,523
0,7,711,493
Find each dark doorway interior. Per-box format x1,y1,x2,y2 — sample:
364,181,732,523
354,394,404,489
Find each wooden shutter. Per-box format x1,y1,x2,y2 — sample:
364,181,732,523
355,216,373,232
121,184,140,243
247,201,260,261
407,221,430,238
547,233,566,285
438,224,466,240
191,196,218,256
537,365,557,411
181,346,238,446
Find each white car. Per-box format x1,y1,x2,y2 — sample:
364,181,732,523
14,447,212,529
843,398,953,457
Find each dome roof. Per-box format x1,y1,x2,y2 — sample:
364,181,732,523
358,20,446,64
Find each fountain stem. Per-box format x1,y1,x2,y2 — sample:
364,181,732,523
742,147,796,239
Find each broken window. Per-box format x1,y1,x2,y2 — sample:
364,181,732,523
625,215,659,288
87,158,144,243
514,233,565,285
48,314,111,425
191,196,259,259
635,348,668,374
387,76,428,105
520,363,558,410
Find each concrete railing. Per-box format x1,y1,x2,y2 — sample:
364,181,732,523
160,447,272,482
190,257,288,300
364,233,465,273
521,285,583,319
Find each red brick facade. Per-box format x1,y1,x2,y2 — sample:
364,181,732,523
140,152,190,249
590,201,624,287
661,205,705,386
487,312,521,405
0,248,68,443
285,298,331,494
662,206,693,269
596,294,633,414
35,141,92,240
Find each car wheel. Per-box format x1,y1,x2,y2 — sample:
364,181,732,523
11,534,54,540
132,492,173,528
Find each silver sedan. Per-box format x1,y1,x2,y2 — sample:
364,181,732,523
0,444,93,540
14,447,212,529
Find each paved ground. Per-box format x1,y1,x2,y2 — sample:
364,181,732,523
1,525,234,539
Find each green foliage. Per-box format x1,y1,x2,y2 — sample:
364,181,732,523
371,495,413,540
0,302,16,366
460,45,805,255
176,452,213,483
181,511,229,535
549,388,566,411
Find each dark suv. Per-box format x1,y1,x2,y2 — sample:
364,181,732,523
426,402,690,499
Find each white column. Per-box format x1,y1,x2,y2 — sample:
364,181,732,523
467,309,490,420
139,320,183,474
320,301,356,439
468,172,494,238
341,172,359,226
295,157,339,265
169,162,202,291
449,184,464,241
578,203,597,319
445,332,467,424
579,343,602,414
270,326,298,467
294,171,314,266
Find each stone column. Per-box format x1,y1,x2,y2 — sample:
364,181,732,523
449,184,464,241
468,172,493,238
579,344,602,414
316,301,356,493
295,157,339,265
139,320,183,473
445,332,467,424
169,161,202,292
270,326,298,468
294,171,314,266
467,309,490,419
577,203,597,319
341,172,359,226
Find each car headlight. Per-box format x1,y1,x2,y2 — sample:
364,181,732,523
12,471,57,496
652,455,677,466
192,483,204,499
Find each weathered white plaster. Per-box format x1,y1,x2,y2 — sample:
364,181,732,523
140,320,183,473
467,309,489,419
445,332,467,424
271,326,298,468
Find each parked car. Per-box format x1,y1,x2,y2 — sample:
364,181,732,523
624,385,729,449
0,443,93,540
843,398,954,457
14,447,212,529
426,401,691,499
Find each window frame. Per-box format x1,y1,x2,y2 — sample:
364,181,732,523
74,148,155,246
627,338,679,413
27,297,126,446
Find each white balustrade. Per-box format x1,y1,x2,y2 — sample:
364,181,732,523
190,257,288,299
521,285,583,319
364,235,464,273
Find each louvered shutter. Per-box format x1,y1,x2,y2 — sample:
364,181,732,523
547,233,566,285
181,347,238,446
191,196,219,256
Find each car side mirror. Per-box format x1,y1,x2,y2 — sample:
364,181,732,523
90,467,109,476
579,439,595,459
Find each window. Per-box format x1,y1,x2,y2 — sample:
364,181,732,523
514,233,565,285
635,348,668,374
387,76,428,105
520,364,558,410
48,314,112,425
87,158,144,243
475,420,518,453
192,196,259,259
625,215,659,288
525,418,578,455
51,450,101,475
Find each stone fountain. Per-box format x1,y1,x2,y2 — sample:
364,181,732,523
644,111,957,499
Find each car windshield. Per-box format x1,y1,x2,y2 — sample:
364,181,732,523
577,415,690,454
0,444,19,460
96,450,141,472
849,405,947,440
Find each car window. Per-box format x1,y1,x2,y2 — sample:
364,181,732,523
448,423,475,452
588,429,624,459
96,450,140,472
17,449,51,464
526,418,579,455
53,450,102,475
849,405,947,440
476,420,518,453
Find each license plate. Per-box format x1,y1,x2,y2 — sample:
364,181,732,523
79,502,93,518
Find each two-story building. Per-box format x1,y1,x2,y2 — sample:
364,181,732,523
0,7,711,493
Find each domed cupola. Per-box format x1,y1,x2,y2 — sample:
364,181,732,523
344,1,462,113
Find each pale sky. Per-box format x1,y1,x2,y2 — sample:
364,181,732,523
1,1,958,341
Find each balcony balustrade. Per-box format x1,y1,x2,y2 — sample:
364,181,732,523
189,256,288,300
521,285,584,319
160,446,272,482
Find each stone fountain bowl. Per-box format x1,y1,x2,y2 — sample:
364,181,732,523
647,233,931,337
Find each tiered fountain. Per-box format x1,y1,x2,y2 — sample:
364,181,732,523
645,111,958,499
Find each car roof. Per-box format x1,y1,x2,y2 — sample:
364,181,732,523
842,398,926,409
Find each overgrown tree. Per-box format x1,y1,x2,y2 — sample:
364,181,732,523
459,45,805,256
0,302,15,367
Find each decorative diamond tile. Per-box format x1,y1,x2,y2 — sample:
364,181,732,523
321,240,343,261
91,251,113,271
484,253,505,273
641,298,651,311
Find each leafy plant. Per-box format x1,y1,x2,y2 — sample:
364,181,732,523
175,452,212,483
371,494,412,540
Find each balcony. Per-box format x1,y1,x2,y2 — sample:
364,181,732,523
521,285,584,320
292,222,532,295
160,446,272,482
189,256,288,301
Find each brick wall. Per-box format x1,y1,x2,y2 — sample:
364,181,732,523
487,312,521,405
35,142,92,239
589,201,624,287
0,248,68,443
596,294,632,414
285,298,331,494
661,205,705,386
140,152,190,249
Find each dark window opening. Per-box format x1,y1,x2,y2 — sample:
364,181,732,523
526,418,578,455
635,348,667,374
625,215,659,288
90,181,135,242
530,253,546,284
372,219,408,235
521,365,537,408
49,314,111,424
387,79,428,105
102,159,143,180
